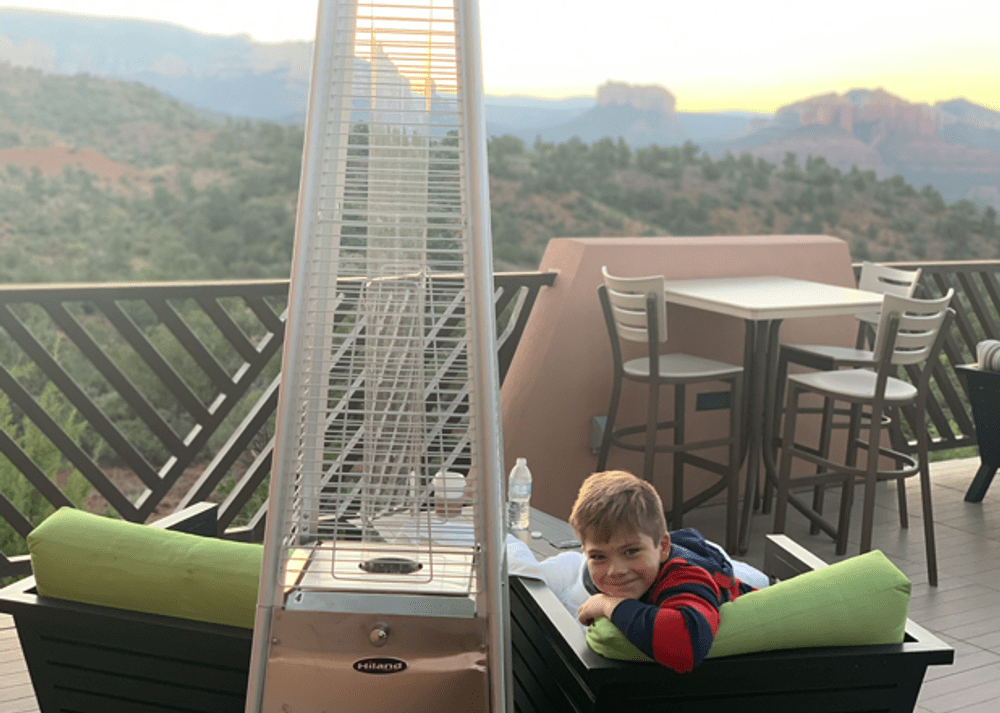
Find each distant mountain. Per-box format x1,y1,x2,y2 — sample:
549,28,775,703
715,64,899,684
484,96,595,138
936,98,1000,154
519,82,681,147
705,89,1000,205
676,112,764,145
513,106,763,147
486,82,765,148
0,8,312,123
1,9,999,208
0,9,766,147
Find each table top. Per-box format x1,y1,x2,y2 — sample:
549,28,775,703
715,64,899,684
511,508,581,561
662,275,883,322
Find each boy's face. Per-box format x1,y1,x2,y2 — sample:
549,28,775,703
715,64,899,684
582,529,671,600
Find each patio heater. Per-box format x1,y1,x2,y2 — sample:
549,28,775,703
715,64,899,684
243,0,508,711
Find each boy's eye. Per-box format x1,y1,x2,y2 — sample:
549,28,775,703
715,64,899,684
625,548,641,556
588,553,606,561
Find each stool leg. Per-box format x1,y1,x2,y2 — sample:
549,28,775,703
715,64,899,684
810,395,835,535
859,403,883,555
773,382,800,534
835,402,863,556
672,383,685,530
810,485,826,536
763,351,792,514
897,478,909,528
643,378,659,484
889,406,909,528
915,406,938,586
597,370,623,471
726,374,742,554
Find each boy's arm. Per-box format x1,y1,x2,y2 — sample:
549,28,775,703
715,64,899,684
577,593,625,626
609,563,723,673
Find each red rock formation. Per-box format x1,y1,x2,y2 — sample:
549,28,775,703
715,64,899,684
597,81,677,115
786,89,937,141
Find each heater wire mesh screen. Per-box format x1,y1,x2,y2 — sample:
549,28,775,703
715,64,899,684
278,0,482,599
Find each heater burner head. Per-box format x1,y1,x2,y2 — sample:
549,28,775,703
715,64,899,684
359,556,423,575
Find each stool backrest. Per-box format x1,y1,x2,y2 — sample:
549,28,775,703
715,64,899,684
601,266,667,343
872,289,954,367
857,262,922,297
855,262,922,328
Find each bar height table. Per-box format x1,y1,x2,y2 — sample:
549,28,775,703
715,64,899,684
661,276,884,553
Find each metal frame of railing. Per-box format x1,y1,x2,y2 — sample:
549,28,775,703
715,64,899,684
0,271,555,576
0,260,995,576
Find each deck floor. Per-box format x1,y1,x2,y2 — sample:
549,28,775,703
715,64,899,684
0,613,36,713
679,456,1000,713
2,456,998,712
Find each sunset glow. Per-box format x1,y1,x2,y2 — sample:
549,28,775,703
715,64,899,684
4,0,999,113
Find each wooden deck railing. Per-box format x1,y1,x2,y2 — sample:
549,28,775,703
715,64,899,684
0,259,995,577
0,271,555,576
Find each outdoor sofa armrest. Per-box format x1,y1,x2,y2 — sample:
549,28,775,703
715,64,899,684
148,501,220,536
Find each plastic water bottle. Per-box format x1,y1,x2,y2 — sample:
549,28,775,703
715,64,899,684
507,458,532,531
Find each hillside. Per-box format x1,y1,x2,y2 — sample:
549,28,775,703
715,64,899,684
0,64,997,284
0,64,301,283
488,136,999,269
706,89,1000,205
0,8,757,146
3,10,999,213
0,7,312,123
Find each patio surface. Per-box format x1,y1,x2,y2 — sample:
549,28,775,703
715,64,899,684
679,455,1000,713
1,455,999,712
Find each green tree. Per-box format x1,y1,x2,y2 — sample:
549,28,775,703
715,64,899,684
0,378,91,559
983,205,997,240
701,156,723,181
921,185,947,213
781,152,802,181
488,135,527,179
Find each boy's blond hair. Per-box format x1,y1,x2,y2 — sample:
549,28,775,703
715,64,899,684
569,470,667,544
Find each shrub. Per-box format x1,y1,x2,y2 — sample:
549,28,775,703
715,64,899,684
0,378,92,559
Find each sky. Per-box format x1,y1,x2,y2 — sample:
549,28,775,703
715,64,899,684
5,0,1000,114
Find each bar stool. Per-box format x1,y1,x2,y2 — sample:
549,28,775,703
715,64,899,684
764,262,922,521
596,267,743,553
772,290,954,586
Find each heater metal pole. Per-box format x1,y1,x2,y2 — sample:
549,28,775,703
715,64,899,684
243,2,342,710
455,0,510,710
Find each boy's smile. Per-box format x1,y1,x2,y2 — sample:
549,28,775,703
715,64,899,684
583,530,671,600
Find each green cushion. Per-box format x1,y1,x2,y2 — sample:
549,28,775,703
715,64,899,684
27,507,263,629
587,549,911,661
587,617,652,661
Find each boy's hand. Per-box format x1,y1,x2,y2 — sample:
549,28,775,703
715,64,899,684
577,593,626,626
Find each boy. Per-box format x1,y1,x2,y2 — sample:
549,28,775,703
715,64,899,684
569,470,754,673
